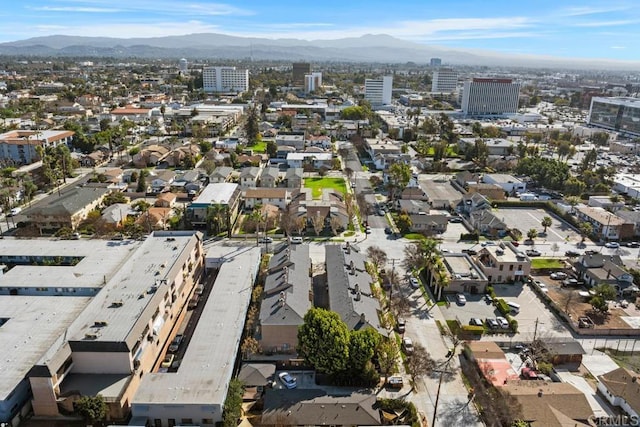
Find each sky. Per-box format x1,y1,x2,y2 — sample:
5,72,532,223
3,0,640,61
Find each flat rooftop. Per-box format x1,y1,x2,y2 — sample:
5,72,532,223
0,295,91,399
67,232,201,344
0,238,139,289
132,246,261,406
191,182,238,206
443,254,487,281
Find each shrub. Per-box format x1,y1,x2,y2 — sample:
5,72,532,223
495,298,510,316
461,325,485,335
509,318,518,333
538,361,553,376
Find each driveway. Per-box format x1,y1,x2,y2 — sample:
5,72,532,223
496,207,581,243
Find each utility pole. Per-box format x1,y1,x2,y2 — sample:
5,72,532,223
432,343,459,427
533,317,541,342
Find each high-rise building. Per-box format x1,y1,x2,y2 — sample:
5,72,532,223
292,62,311,86
202,66,249,93
304,72,322,93
430,58,442,67
461,78,520,117
365,76,393,106
431,68,458,93
178,58,188,73
588,97,640,137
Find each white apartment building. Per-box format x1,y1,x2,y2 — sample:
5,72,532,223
431,68,458,93
304,72,322,93
202,66,249,93
461,78,521,117
365,76,393,106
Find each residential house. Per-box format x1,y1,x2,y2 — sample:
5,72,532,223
259,244,311,354
110,105,152,122
286,152,333,169
261,391,380,427
81,150,107,167
363,138,402,160
133,144,170,167
187,183,241,230
463,341,518,387
171,170,203,195
455,171,482,189
469,209,508,238
458,138,518,157
260,167,280,188
150,170,176,193
504,381,593,427
275,133,305,150
400,186,429,201
542,339,585,366
457,193,492,215
275,145,296,161
598,367,640,419
27,185,111,234
285,168,303,189
237,154,266,167
476,243,531,284
409,213,448,235
101,203,133,228
427,253,488,297
215,138,239,151
397,199,430,215
155,192,177,208
575,206,634,241
588,195,625,211
467,183,506,200
616,209,640,237
244,188,294,211
209,166,234,184
325,244,386,335
307,135,331,150
165,144,200,168
101,168,123,185
240,167,262,189
136,207,173,231
237,363,276,388
574,253,633,292
288,190,349,234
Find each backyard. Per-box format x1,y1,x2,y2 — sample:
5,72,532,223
304,177,347,199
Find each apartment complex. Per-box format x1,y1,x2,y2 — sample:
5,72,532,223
364,76,393,106
461,78,521,117
292,62,311,86
0,231,204,425
304,72,322,93
431,68,458,93
202,66,249,93
588,97,640,138
0,130,74,165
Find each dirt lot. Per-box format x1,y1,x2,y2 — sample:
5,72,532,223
537,274,638,329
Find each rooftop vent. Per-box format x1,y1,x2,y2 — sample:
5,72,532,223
93,321,108,327
85,333,98,340
111,301,124,308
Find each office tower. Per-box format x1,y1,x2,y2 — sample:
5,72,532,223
461,78,521,117
588,97,640,137
292,62,311,86
304,72,322,93
365,76,393,106
430,58,442,67
178,58,188,73
202,66,249,93
431,68,458,93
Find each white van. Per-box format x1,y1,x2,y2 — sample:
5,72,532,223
507,301,520,314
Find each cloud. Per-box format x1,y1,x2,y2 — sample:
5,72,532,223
30,6,123,13
560,5,631,16
611,45,627,49
32,20,220,38
31,0,253,16
572,19,639,27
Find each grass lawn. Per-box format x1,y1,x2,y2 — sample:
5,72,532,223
403,233,426,240
248,140,267,153
304,177,346,199
531,258,565,269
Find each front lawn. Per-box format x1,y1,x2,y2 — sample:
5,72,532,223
403,233,426,240
531,258,564,269
249,140,267,153
304,177,347,199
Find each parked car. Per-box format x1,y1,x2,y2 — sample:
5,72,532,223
626,242,640,248
278,372,297,389
409,277,420,289
8,207,21,217
387,376,404,389
481,241,497,247
462,248,478,255
526,249,541,257
161,354,175,368
456,294,467,305
378,209,386,216
469,318,483,327
290,236,303,244
550,272,568,280
402,337,414,354
188,294,199,310
365,226,372,234
511,241,520,247
384,227,392,234
396,318,406,334
605,242,620,249
168,334,184,353
449,217,463,223
496,316,510,329
565,250,581,257
486,318,499,329
259,236,273,243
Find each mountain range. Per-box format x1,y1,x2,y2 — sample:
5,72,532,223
0,33,638,70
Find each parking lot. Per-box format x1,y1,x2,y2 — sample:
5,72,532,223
443,283,572,340
496,207,581,243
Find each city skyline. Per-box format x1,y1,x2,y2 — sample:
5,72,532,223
2,0,640,61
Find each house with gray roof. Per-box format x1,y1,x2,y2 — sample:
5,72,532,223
325,245,386,335
240,166,262,189
259,244,311,354
469,209,508,238
208,166,234,184
575,253,633,292
260,167,280,188
409,213,448,234
27,185,111,235
285,167,303,188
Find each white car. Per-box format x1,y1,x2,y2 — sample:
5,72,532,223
550,272,568,280
8,207,21,216
402,337,414,354
456,294,467,305
481,241,497,247
496,316,510,329
605,242,620,249
290,236,303,244
409,277,420,288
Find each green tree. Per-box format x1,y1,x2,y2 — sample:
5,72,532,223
387,162,412,200
298,308,350,375
222,379,244,427
564,177,586,197
198,139,212,153
395,211,412,234
376,339,398,383
136,170,148,193
541,216,552,234
579,222,593,242
265,140,277,157
348,328,380,372
74,394,107,425
244,106,260,144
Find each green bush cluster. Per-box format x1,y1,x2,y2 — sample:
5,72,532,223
460,231,480,241
495,298,511,316
461,325,484,335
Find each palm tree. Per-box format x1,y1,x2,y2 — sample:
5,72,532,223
433,259,450,300
527,228,538,244
541,216,552,234
206,203,226,236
